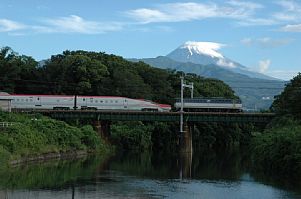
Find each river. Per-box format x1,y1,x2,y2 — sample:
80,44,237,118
0,149,301,199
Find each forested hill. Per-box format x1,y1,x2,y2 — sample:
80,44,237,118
0,47,238,104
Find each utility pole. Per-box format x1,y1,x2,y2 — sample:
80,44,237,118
191,83,194,98
185,83,193,98
180,76,194,133
180,76,184,133
179,76,194,163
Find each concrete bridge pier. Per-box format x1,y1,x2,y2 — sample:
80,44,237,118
178,123,194,179
179,150,193,179
179,123,193,154
93,120,111,142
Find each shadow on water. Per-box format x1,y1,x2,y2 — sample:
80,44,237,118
0,149,301,198
108,147,247,181
104,148,301,194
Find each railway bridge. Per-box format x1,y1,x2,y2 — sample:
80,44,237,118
31,110,275,123
22,110,275,153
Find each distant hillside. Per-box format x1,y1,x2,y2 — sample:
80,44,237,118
130,56,285,110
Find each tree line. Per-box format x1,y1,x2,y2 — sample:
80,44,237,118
0,46,237,105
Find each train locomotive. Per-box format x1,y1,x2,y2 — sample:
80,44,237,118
174,98,243,112
0,93,171,112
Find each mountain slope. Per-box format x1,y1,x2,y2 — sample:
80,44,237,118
167,41,278,81
130,56,285,110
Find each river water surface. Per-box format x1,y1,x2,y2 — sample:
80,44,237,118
0,149,301,199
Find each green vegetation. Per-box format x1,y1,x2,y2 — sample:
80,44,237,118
1,46,245,153
251,117,301,181
193,123,254,149
111,122,154,151
251,74,301,181
0,111,109,165
110,121,254,152
272,73,301,119
0,47,237,105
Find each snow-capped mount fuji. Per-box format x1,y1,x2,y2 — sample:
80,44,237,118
129,41,286,109
167,41,277,80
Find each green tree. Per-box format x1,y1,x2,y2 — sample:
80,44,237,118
0,47,39,93
0,47,21,92
41,52,108,94
271,73,301,119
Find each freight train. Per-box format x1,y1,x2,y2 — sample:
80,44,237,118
0,93,171,112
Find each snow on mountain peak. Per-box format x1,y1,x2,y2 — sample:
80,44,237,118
181,41,225,58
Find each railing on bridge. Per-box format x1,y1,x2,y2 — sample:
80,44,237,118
0,122,14,128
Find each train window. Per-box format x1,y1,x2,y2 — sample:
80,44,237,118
21,99,24,102
95,100,98,103
100,100,103,103
83,98,85,101
105,100,108,103
26,99,28,102
110,100,113,103
17,99,19,101
115,100,118,103
37,97,40,101
30,99,33,102
57,99,60,102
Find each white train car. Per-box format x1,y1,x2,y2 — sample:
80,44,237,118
175,98,242,112
0,93,171,112
76,96,167,111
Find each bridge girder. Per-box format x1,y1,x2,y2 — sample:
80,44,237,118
27,110,275,124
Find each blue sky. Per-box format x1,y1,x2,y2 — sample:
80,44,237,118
0,0,301,80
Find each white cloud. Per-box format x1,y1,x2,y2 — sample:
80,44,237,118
241,37,293,47
274,0,301,21
0,15,124,35
258,59,271,73
126,1,264,24
241,38,252,45
281,23,301,32
126,3,218,23
227,0,263,10
236,18,277,26
0,19,26,32
37,15,123,34
217,59,237,68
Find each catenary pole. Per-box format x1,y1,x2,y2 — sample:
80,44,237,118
180,76,184,133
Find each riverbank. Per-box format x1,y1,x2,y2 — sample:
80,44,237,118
0,111,112,168
250,116,301,183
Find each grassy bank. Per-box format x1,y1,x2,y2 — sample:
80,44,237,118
251,116,301,181
0,111,111,167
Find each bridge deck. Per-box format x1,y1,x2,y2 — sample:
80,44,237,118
21,110,275,123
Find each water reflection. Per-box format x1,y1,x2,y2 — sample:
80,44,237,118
0,149,300,199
